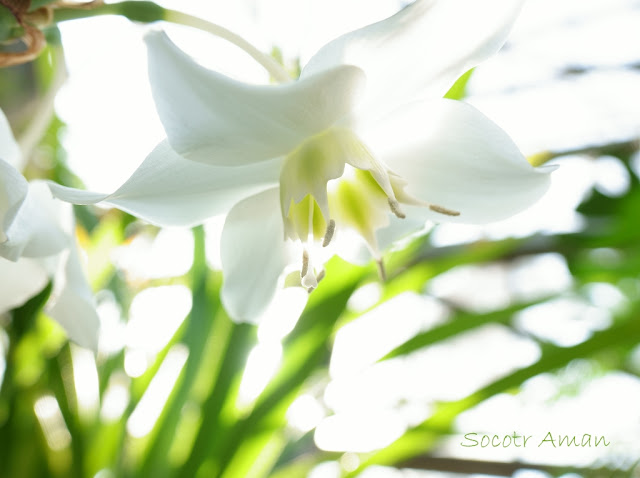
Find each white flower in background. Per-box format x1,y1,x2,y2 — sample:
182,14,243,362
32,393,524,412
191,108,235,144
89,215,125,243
50,0,555,323
0,109,99,351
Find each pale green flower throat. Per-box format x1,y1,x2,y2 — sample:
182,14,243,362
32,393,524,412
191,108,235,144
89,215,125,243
279,128,459,289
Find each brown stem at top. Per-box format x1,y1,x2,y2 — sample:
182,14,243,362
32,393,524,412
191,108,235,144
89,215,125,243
0,0,32,19
0,24,46,67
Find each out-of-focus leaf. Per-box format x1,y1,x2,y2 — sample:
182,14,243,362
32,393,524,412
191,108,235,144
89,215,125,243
384,236,523,298
84,212,125,291
177,320,254,478
138,226,220,476
213,258,369,478
381,297,553,361
346,303,640,474
10,281,52,336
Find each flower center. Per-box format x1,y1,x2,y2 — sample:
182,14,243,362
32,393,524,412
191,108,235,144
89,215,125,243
279,127,421,288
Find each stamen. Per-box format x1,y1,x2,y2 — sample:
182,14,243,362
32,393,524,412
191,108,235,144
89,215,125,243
429,204,460,216
316,269,326,283
376,258,387,282
301,250,309,279
388,198,406,219
322,220,336,247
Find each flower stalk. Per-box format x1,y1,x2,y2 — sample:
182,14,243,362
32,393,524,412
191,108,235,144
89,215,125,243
50,1,291,81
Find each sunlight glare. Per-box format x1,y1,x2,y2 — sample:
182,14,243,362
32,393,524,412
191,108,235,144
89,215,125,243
515,297,612,347
331,293,448,377
100,372,130,423
126,285,192,354
346,282,382,313
95,292,126,356
71,345,100,419
112,228,194,280
593,155,631,197
127,345,189,438
287,394,325,433
257,287,308,342
124,348,149,378
315,411,405,453
238,341,282,407
34,395,72,451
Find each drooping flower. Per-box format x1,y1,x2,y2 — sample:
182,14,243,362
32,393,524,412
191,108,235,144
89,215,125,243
49,0,555,323
0,109,99,351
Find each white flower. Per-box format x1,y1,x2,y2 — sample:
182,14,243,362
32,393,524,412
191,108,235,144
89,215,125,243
50,0,555,323
0,109,99,351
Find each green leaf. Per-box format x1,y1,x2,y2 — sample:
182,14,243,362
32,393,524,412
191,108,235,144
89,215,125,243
381,297,553,361
213,258,368,478
177,319,255,478
0,4,17,41
444,69,474,100
139,226,221,477
347,305,640,474
10,281,52,337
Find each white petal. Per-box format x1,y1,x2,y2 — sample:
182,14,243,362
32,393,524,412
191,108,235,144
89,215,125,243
0,181,69,261
220,187,293,323
302,0,523,120
0,158,29,245
47,240,100,352
334,208,432,265
49,141,282,227
361,99,555,224
0,109,21,169
376,208,433,251
145,31,365,165
0,257,49,314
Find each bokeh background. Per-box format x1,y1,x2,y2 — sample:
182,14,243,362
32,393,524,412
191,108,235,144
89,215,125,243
1,0,640,477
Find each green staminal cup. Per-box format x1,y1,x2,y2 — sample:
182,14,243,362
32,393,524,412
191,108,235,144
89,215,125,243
279,127,428,288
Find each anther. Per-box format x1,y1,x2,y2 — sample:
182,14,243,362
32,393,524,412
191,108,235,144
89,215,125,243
376,258,387,282
388,198,406,219
429,204,460,216
301,250,309,279
316,269,326,283
322,219,336,247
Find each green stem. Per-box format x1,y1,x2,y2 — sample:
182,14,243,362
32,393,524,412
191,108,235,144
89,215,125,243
52,1,291,83
527,137,639,167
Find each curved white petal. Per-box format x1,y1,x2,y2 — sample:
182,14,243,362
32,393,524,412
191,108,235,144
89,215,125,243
334,207,432,265
220,187,293,323
0,109,21,169
0,181,69,261
361,99,555,224
0,257,49,314
47,241,100,352
376,207,433,250
146,31,366,166
302,0,523,121
0,159,29,245
49,141,282,227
